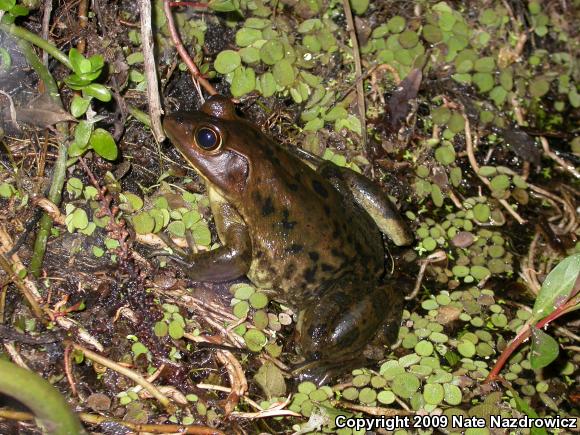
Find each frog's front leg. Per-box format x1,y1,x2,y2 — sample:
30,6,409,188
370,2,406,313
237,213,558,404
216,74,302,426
293,279,403,385
317,162,413,247
168,198,252,282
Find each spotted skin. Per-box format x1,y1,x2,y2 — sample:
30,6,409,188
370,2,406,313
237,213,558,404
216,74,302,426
163,95,412,384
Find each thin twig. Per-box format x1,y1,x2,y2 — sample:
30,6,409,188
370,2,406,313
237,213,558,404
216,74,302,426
0,409,226,434
407,250,447,300
335,401,412,416
3,341,31,370
163,0,217,98
34,197,65,224
41,0,53,65
64,343,78,397
76,0,88,54
71,342,175,412
539,136,580,179
0,90,18,127
341,0,367,148
462,111,526,225
0,227,44,319
139,0,166,142
216,348,248,416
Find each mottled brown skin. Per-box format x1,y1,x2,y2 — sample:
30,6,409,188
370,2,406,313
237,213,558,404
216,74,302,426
163,95,412,384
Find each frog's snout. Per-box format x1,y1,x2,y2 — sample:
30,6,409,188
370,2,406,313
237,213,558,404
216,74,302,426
163,112,194,145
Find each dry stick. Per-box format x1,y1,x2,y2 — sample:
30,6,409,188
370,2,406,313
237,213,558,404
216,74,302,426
185,332,248,415
520,231,542,294
34,197,65,224
3,342,31,370
512,81,579,181
0,228,104,346
41,0,53,65
529,184,576,234
539,136,580,179
76,0,88,54
406,250,447,301
55,316,104,351
163,0,217,98
189,336,297,419
341,0,367,148
0,409,226,435
139,0,166,142
216,349,248,416
335,401,411,416
79,413,225,434
231,396,302,419
0,90,17,126
63,343,78,397
71,342,174,412
0,228,44,319
0,282,7,323
462,112,526,225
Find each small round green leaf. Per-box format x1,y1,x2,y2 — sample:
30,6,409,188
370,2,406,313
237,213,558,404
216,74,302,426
89,128,118,160
259,40,284,65
132,212,155,234
235,28,262,47
244,329,267,352
70,95,91,118
82,84,112,102
272,59,295,87
423,383,444,405
387,16,406,33
230,66,256,97
392,373,420,398
214,50,241,74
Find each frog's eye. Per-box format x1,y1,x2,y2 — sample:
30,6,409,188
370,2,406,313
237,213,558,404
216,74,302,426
195,126,221,151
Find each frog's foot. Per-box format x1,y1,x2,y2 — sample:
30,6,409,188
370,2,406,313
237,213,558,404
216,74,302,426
291,356,363,386
295,279,397,384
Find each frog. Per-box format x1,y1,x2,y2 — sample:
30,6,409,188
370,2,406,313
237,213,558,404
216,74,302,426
162,95,413,384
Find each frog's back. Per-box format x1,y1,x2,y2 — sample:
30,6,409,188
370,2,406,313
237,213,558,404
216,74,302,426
237,134,385,301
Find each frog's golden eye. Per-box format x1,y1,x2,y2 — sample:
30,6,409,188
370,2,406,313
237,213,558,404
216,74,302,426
195,126,221,151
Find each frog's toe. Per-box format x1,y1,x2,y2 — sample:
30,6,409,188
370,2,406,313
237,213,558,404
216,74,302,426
292,358,362,386
292,361,332,386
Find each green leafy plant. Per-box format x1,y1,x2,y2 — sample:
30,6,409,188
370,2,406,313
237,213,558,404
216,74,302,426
208,0,241,13
0,0,29,24
58,48,118,160
487,253,580,380
64,48,109,100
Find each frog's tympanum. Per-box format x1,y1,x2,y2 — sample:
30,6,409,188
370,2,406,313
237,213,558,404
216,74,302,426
163,95,413,384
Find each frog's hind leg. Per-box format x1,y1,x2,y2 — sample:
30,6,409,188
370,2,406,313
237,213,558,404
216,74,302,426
292,279,402,385
317,162,413,247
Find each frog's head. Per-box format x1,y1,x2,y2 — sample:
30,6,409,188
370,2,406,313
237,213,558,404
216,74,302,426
164,95,265,198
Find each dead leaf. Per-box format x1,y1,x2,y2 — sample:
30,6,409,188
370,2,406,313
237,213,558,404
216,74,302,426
254,361,286,399
13,93,75,128
385,68,422,133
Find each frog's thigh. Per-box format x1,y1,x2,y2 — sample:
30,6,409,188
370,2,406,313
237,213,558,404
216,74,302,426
297,280,391,360
317,162,413,246
184,198,252,282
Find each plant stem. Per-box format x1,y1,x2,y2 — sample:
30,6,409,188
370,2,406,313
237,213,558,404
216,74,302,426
127,104,152,127
0,22,71,69
15,39,69,277
486,297,579,381
0,359,86,435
